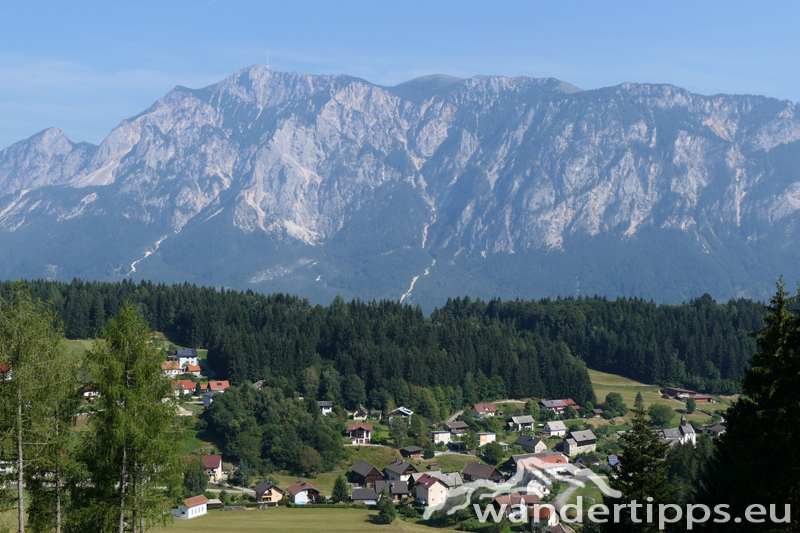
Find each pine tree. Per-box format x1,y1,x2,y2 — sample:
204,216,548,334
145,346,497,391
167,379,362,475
684,396,696,414
0,285,74,533
331,475,349,504
73,303,185,533
602,408,671,533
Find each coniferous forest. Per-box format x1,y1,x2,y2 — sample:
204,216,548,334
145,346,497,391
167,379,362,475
0,279,765,403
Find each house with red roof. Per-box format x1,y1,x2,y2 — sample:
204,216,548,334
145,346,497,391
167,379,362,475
208,380,230,391
287,480,322,504
172,495,208,519
347,423,373,444
186,455,223,482
472,402,498,419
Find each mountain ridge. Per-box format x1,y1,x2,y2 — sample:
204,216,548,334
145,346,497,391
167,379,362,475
1,64,799,310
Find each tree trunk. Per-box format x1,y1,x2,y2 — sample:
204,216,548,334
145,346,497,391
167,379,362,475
118,443,127,533
55,463,61,533
17,385,25,533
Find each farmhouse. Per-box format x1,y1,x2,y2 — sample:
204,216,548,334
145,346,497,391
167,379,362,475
186,454,223,481
351,460,382,486
564,430,597,456
172,495,208,519
384,458,418,481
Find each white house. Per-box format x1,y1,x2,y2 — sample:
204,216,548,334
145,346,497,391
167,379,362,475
172,495,208,519
543,420,566,437
287,480,322,504
477,432,496,447
317,400,333,416
176,349,199,368
388,406,414,426
472,402,498,419
429,430,452,445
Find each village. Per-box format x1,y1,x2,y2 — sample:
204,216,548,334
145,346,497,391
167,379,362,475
158,348,729,533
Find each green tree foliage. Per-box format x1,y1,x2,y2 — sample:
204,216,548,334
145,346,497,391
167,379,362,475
331,475,349,504
604,392,628,415
183,457,209,497
647,403,676,428
603,408,671,532
684,396,697,414
231,460,252,488
299,448,322,476
72,303,184,533
700,281,800,532
377,489,396,524
390,419,408,447
634,391,644,409
666,434,714,506
0,285,76,533
482,442,504,465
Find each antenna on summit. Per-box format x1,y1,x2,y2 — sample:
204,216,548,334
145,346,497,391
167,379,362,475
266,51,269,70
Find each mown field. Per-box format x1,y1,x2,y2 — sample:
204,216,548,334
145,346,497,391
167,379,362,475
159,508,434,532
588,368,726,426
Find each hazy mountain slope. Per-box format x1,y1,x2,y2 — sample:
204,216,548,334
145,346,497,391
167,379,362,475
1,65,798,310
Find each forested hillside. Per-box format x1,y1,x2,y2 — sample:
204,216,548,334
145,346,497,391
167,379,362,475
0,279,766,400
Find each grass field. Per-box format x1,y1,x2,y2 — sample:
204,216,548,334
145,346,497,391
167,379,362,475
589,369,717,426
160,508,434,532
64,338,94,356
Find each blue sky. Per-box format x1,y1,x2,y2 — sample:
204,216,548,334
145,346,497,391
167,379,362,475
2,1,798,149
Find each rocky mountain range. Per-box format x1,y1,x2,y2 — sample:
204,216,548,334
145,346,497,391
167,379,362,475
1,65,799,310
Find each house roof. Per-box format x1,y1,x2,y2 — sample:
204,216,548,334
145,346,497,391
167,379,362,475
355,403,369,414
186,365,201,372
462,462,501,480
209,381,230,391
540,398,576,408
511,415,535,425
317,400,333,407
351,460,379,477
176,349,197,357
347,423,373,431
592,409,604,414
388,406,414,416
400,446,424,454
576,454,601,464
608,455,620,465
565,438,577,447
544,421,566,431
416,474,445,489
161,361,180,370
493,491,540,507
709,424,727,433
411,471,463,488
663,387,697,394
186,454,221,469
547,524,570,533
514,435,544,448
473,402,497,413
253,479,284,494
375,480,409,495
183,495,208,508
570,430,596,442
286,480,319,496
385,458,417,475
351,488,378,501
447,421,469,430
173,379,205,391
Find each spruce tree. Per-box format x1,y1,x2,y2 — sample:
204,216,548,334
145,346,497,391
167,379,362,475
700,281,799,531
377,489,396,524
602,408,671,533
73,303,185,533
183,457,209,497
331,475,349,504
634,391,644,410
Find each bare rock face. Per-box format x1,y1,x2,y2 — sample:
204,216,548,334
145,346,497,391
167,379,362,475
1,65,799,307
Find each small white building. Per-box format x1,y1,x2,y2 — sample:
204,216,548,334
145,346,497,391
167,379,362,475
543,420,566,437
317,400,333,416
161,361,180,378
176,349,200,368
429,430,452,445
173,495,208,519
477,432,496,446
